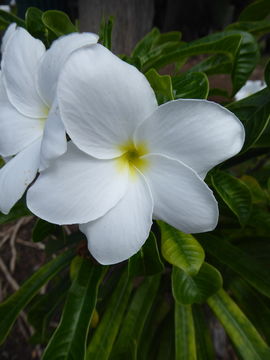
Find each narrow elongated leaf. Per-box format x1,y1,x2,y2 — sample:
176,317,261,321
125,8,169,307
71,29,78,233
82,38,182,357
156,313,175,360
229,278,270,343
172,264,222,305
0,9,25,27
192,305,215,360
207,289,270,359
112,275,160,359
128,232,164,277
231,31,260,95
160,222,204,276
197,234,270,298
42,10,77,37
99,16,114,50
42,259,106,360
32,218,65,243
239,0,270,21
86,268,132,360
211,170,252,226
175,303,196,360
172,72,209,99
145,69,173,104
0,249,74,345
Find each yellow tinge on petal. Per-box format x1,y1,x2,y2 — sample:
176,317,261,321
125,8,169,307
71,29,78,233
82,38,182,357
116,140,149,179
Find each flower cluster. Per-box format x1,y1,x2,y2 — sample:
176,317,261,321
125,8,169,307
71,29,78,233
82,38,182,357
0,24,245,264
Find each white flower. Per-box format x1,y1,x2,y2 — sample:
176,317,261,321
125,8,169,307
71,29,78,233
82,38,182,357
0,24,98,214
235,80,266,101
27,44,245,265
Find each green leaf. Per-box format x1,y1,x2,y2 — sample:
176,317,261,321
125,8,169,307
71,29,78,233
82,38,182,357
156,313,175,360
239,0,270,21
145,69,173,104
99,16,114,50
265,58,270,89
128,232,164,277
160,222,204,276
229,278,270,343
42,10,77,37
192,305,215,360
211,170,252,226
197,234,270,298
0,9,25,28
241,175,269,204
112,275,161,359
227,87,270,151
189,54,232,76
172,72,209,99
226,19,270,37
231,31,260,95
175,303,196,360
141,31,241,72
0,249,74,345
0,200,30,225
25,7,46,42
172,263,222,305
32,218,65,243
42,259,106,360
132,28,160,58
207,289,270,359
86,268,132,360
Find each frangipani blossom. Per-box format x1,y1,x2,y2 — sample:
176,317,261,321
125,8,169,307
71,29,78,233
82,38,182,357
27,44,245,265
235,80,266,101
0,24,98,214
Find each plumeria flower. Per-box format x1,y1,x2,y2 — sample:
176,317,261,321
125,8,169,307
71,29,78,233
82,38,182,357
235,80,266,101
0,24,98,214
27,44,245,265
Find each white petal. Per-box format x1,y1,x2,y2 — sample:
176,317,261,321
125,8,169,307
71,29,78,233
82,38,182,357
0,74,44,157
37,32,99,106
39,103,67,171
0,138,42,214
27,142,129,225
2,27,46,118
135,100,245,178
80,170,153,265
58,44,157,159
1,23,16,54
143,154,218,233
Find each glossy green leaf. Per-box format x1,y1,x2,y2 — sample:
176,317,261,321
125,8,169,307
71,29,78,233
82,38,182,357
145,68,173,104
111,275,160,359
0,249,74,345
25,7,46,42
132,28,160,58
197,234,270,298
239,0,270,21
211,170,252,226
172,263,222,305
192,305,215,360
189,54,232,76
141,31,241,72
42,259,106,360
0,200,30,225
231,31,260,95
207,289,270,359
86,268,132,360
172,72,209,99
128,232,164,277
32,218,65,243
42,10,77,37
241,175,269,204
99,16,114,50
229,278,270,343
160,222,204,276
0,9,25,28
227,19,270,37
227,87,270,151
175,303,196,360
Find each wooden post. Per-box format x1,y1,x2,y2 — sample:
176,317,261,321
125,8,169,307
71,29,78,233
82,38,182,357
78,0,155,55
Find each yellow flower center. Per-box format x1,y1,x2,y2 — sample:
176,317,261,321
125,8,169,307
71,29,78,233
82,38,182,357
116,140,149,178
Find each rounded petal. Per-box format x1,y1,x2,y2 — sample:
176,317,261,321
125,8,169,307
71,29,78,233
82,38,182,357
2,27,46,118
1,23,16,54
58,44,157,159
27,142,129,225
37,32,99,106
143,153,218,233
135,100,245,178
80,170,153,265
0,74,44,157
39,103,67,171
0,138,42,214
